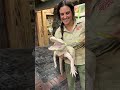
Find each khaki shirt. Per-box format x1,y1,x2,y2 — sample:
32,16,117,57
55,18,85,65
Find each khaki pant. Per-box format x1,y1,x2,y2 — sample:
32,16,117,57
65,63,85,90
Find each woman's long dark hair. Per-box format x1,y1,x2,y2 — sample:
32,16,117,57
57,1,75,40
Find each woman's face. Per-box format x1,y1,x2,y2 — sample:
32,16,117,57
59,6,73,26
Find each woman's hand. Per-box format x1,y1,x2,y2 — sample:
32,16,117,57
73,41,85,50
79,41,85,48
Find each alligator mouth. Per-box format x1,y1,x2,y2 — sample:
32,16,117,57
48,37,66,51
48,42,65,51
50,37,65,44
53,42,63,48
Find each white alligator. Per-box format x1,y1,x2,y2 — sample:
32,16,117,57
48,36,77,77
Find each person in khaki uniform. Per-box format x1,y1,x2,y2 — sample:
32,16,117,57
54,1,85,90
54,1,96,90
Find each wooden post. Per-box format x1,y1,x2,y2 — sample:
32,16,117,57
36,11,45,47
41,10,49,46
4,0,34,48
35,10,49,47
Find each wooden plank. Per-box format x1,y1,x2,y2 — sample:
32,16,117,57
41,10,49,46
4,0,34,48
36,11,45,47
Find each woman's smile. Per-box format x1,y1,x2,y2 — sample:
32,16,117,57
59,6,73,26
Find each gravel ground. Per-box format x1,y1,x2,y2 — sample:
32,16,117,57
35,46,60,83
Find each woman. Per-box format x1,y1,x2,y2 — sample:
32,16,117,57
54,1,85,90
55,1,85,90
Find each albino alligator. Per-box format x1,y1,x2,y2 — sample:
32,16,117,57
48,36,77,77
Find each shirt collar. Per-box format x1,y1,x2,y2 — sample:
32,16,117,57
63,20,78,32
